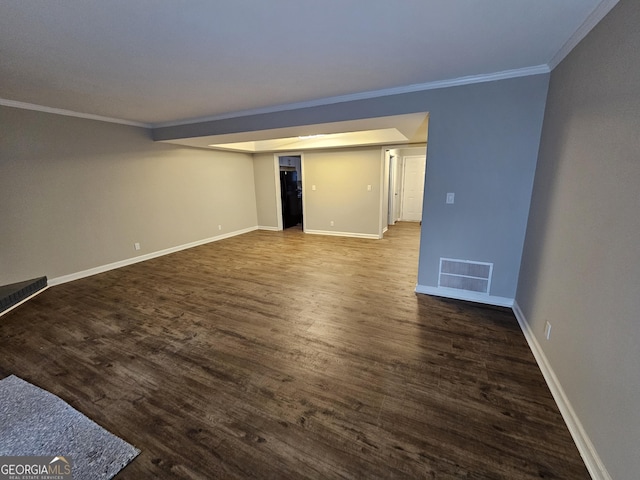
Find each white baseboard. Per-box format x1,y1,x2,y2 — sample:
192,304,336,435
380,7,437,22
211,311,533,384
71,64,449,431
415,284,514,307
257,226,279,231
49,226,259,286
512,301,611,480
305,229,380,240
0,286,50,318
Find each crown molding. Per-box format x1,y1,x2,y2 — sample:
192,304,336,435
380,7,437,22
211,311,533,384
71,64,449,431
1,0,618,132
548,0,619,70
0,98,151,128
152,65,550,128
2,65,549,130
2,64,550,130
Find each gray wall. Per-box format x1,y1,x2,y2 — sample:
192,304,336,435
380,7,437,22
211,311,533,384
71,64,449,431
418,79,548,300
398,146,427,157
156,75,549,301
516,1,640,478
253,153,279,228
0,106,258,285
304,148,382,236
253,148,384,237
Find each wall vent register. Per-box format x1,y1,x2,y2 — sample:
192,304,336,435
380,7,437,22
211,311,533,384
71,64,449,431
438,258,493,294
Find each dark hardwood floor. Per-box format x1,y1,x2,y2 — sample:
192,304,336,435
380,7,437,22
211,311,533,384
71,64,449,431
0,223,589,479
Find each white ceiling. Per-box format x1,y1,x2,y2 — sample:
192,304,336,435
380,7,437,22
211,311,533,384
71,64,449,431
0,0,617,129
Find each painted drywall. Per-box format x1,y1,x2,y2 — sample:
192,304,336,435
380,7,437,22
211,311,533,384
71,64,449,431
0,106,257,285
418,79,548,300
398,146,427,157
253,153,279,228
516,1,640,478
154,74,548,302
303,148,382,237
253,147,385,237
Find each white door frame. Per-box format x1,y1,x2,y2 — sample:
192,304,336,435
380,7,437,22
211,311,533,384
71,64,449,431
377,148,392,238
388,152,397,226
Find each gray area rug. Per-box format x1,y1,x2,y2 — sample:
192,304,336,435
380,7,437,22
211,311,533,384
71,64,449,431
0,375,139,479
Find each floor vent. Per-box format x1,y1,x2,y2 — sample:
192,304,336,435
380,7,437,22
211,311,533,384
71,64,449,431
438,258,492,294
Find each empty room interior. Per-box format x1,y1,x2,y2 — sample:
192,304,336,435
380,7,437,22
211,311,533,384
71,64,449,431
0,1,638,479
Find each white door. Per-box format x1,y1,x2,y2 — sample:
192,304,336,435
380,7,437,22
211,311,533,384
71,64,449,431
400,155,426,222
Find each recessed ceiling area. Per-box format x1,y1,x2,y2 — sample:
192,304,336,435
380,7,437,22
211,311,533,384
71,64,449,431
162,113,429,153
208,129,408,153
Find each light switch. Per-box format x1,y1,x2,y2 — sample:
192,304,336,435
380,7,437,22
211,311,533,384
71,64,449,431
367,185,372,191
312,185,316,191
446,192,455,204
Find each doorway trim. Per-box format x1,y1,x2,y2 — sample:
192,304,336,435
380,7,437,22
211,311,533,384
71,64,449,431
378,148,390,238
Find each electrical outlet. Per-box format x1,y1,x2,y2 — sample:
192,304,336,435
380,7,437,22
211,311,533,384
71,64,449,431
330,220,334,227
545,321,552,340
367,184,372,191
134,242,141,251
446,192,455,204
218,224,222,231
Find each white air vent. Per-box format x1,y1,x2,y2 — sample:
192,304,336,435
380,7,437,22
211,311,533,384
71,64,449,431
438,258,493,294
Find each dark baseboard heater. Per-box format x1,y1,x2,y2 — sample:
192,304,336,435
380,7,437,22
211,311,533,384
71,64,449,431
0,277,48,315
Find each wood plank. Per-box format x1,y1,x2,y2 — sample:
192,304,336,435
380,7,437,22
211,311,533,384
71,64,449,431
0,223,589,479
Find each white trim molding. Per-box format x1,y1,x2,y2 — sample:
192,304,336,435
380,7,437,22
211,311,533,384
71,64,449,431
0,98,151,128
512,301,612,480
3,65,550,131
415,284,514,308
548,0,620,70
49,226,258,286
305,229,380,240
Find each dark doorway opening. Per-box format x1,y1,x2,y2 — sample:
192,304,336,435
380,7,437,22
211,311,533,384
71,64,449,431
279,155,302,229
